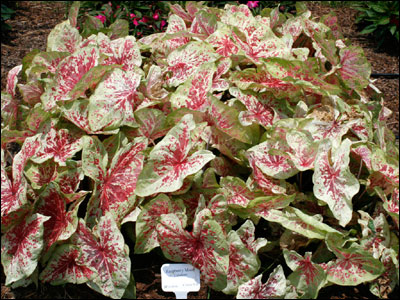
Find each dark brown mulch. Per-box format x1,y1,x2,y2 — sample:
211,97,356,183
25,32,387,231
1,2,398,300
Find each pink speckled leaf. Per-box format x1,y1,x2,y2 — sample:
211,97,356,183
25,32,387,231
248,194,296,220
222,228,260,295
325,234,385,285
229,87,275,128
1,135,41,219
237,265,287,299
206,23,239,57
81,135,108,182
31,127,83,166
156,209,229,291
170,62,215,112
2,65,22,128
283,249,327,298
133,108,168,144
313,139,360,227
36,183,81,251
88,68,142,132
134,194,186,254
164,14,190,52
167,41,220,87
1,213,50,285
41,46,99,111
246,138,297,180
47,20,82,54
99,34,142,72
286,130,319,171
86,137,147,225
338,46,371,91
135,114,215,197
194,10,217,35
39,244,95,285
72,216,130,298
6,64,22,98
24,160,57,190
220,176,257,208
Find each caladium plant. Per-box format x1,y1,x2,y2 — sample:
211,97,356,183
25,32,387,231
1,1,398,299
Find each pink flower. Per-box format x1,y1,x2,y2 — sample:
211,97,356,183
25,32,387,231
133,18,139,26
160,20,167,28
130,13,136,19
247,1,259,9
140,16,149,23
94,15,106,24
153,12,159,20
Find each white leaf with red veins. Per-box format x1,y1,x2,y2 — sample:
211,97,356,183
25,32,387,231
36,183,81,252
222,229,260,295
236,220,268,255
230,87,275,128
237,265,287,299
286,130,319,171
72,216,130,299
156,209,229,291
31,127,83,166
246,138,298,180
6,64,22,98
170,62,215,112
1,213,50,285
86,137,147,225
220,176,257,207
313,139,360,227
283,249,327,299
47,20,82,54
1,135,41,219
164,14,190,52
206,23,239,57
99,34,142,72
88,68,142,131
167,41,220,87
212,58,231,92
135,114,215,197
39,244,95,285
135,194,186,254
325,235,385,285
41,46,99,111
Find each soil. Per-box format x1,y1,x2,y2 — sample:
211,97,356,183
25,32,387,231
1,2,399,299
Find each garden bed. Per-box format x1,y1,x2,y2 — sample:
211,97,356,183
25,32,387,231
1,2,398,299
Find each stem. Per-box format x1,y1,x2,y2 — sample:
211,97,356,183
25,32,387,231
357,158,363,180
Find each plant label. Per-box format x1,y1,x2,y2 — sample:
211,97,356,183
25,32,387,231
161,263,201,299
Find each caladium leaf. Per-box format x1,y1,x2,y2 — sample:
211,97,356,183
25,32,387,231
236,220,268,255
72,215,131,299
223,227,260,295
337,46,371,91
206,22,239,57
313,139,360,227
246,138,298,180
81,135,108,182
36,183,81,251
135,194,186,254
1,213,50,286
41,46,99,111
164,14,190,52
132,108,168,144
255,206,341,240
24,159,58,190
1,65,22,129
325,234,385,285
237,265,287,299
86,137,147,225
283,249,327,299
99,34,142,72
31,127,83,166
220,176,258,208
47,20,82,54
156,209,229,291
88,68,142,132
167,41,220,87
170,62,216,112
248,194,296,220
286,129,319,171
229,87,275,128
40,244,95,285
1,134,41,219
141,65,169,101
135,114,215,197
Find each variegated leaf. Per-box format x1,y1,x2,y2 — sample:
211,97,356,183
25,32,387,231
1,213,50,285
313,139,360,227
72,216,130,299
46,20,82,54
156,209,229,291
135,114,215,197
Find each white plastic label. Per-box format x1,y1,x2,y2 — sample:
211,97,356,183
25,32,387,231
161,263,200,299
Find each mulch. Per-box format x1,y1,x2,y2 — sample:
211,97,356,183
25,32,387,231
1,2,398,299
